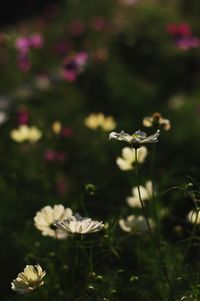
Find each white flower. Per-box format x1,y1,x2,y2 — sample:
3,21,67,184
187,210,200,224
10,125,42,143
127,181,153,207
109,129,160,148
143,112,171,131
34,205,73,239
116,146,148,170
0,111,8,125
55,214,104,235
11,264,46,295
119,215,154,234
85,113,116,131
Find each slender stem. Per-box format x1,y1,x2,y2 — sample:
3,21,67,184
72,241,79,286
89,244,93,274
134,148,154,240
134,147,174,299
183,209,199,260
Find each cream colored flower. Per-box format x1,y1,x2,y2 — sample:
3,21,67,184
55,214,104,235
119,215,154,234
127,181,153,207
187,210,200,224
143,112,171,131
116,146,148,170
52,121,62,135
34,204,73,239
85,113,116,131
10,125,42,143
11,264,46,295
109,129,160,148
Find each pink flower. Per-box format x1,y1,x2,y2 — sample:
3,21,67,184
29,33,44,48
15,37,30,54
44,150,67,162
17,107,29,125
62,52,89,82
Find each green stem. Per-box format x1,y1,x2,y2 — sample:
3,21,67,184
134,147,174,299
134,148,154,240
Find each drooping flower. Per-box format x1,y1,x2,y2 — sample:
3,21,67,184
34,204,73,239
119,215,154,234
55,214,104,235
116,146,147,171
127,181,153,207
109,129,160,148
10,125,42,143
187,210,200,224
143,112,171,131
85,113,116,131
11,264,46,295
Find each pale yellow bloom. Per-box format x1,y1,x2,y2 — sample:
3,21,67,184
52,121,62,135
85,113,116,131
143,112,171,131
55,214,104,235
11,264,46,295
34,205,73,239
10,125,42,143
116,146,148,171
187,210,200,224
127,181,153,207
119,215,154,234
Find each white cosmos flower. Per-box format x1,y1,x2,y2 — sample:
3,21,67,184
143,112,171,131
10,125,42,143
34,205,73,239
109,129,160,148
119,215,154,234
116,146,148,171
127,181,153,207
55,214,104,235
11,264,46,295
187,210,200,224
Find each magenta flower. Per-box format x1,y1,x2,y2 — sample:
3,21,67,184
17,107,29,125
44,149,67,162
62,52,89,82
15,37,30,54
166,23,200,50
29,33,44,48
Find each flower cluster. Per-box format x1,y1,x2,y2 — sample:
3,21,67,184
10,125,42,143
143,112,171,131
166,23,200,50
85,113,116,131
62,51,89,82
15,33,43,72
